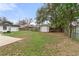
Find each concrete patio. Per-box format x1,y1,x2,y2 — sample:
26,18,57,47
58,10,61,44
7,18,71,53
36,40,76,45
0,34,22,47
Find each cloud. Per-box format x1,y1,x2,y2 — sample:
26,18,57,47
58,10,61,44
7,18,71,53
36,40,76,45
30,19,36,25
0,3,17,11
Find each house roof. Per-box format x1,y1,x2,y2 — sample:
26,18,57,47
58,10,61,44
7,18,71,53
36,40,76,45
11,25,20,27
0,24,19,27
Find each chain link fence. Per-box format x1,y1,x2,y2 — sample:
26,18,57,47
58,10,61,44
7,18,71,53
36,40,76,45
72,26,79,40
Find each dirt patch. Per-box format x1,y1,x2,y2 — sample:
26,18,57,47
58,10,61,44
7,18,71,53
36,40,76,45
44,32,79,55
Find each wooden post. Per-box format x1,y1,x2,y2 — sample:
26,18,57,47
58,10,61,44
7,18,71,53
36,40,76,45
74,26,76,38
70,26,72,38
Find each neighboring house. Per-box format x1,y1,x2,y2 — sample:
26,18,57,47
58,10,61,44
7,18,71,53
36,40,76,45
0,23,19,32
19,24,27,28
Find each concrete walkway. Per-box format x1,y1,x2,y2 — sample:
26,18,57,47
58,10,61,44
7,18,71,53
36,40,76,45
0,34,22,47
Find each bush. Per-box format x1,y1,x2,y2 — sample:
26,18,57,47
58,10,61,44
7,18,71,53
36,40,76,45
7,31,11,33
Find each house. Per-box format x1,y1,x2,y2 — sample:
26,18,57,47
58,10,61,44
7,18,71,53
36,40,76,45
0,25,19,32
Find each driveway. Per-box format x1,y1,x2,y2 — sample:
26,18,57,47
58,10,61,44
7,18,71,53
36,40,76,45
0,34,22,47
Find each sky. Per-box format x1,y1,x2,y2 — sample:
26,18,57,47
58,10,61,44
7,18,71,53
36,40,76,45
0,3,43,24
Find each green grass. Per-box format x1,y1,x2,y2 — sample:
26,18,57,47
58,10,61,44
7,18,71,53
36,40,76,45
1,31,79,56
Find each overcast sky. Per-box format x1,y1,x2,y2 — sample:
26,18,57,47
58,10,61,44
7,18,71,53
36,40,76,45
0,3,43,24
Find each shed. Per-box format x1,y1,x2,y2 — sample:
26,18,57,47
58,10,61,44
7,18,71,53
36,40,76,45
40,24,49,32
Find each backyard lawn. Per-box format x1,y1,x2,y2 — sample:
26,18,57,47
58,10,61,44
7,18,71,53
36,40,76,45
0,31,79,56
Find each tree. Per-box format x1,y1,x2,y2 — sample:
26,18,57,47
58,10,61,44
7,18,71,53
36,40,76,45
36,3,79,33
36,6,47,24
18,18,33,29
0,17,13,25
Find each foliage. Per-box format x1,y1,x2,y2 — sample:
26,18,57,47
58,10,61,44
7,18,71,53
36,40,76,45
0,17,13,25
18,18,33,30
36,3,79,32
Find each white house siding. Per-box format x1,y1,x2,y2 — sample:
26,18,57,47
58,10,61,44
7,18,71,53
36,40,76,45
0,26,19,32
0,26,8,32
0,26,3,32
11,27,19,32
